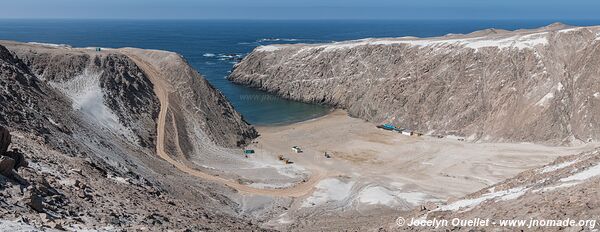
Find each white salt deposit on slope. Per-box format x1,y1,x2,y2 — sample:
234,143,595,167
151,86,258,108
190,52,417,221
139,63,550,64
255,45,284,52
437,187,527,212
357,186,429,206
463,33,548,50
539,159,579,173
536,83,564,106
257,31,550,53
561,163,600,182
533,182,582,193
536,92,555,106
438,160,600,213
107,174,129,184
274,213,293,224
302,178,354,207
50,69,138,144
357,186,399,205
559,28,581,33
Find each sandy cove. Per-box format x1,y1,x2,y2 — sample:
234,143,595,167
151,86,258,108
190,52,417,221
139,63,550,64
246,109,596,211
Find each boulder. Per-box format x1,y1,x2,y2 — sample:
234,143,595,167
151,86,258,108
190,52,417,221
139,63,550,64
0,125,10,156
0,156,15,176
24,188,44,212
4,150,28,170
0,126,27,175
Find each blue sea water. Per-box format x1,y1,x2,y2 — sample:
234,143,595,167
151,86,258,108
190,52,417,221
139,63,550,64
1,19,600,125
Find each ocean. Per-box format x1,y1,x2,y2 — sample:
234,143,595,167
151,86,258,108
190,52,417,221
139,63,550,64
1,19,600,125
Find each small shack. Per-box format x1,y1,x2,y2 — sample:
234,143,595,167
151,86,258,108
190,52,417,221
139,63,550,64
244,149,255,154
401,130,413,136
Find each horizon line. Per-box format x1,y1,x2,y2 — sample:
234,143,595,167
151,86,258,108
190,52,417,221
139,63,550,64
1,18,600,21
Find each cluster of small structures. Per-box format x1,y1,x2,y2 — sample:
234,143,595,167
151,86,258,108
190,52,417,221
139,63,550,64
243,144,332,166
375,124,472,142
275,146,303,164
277,155,294,164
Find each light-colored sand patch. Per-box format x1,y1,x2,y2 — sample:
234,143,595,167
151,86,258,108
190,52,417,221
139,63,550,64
0,220,43,232
357,186,399,205
253,109,595,212
248,182,295,189
302,178,354,207
357,186,429,206
248,155,308,179
396,192,431,206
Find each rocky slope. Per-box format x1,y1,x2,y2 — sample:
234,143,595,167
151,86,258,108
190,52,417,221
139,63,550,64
393,148,600,231
230,23,600,144
0,41,262,230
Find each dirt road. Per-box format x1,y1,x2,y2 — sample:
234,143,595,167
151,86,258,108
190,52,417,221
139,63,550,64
122,50,323,197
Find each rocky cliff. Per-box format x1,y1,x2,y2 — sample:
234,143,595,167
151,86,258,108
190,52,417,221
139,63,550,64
0,41,262,230
4,41,256,150
230,23,600,144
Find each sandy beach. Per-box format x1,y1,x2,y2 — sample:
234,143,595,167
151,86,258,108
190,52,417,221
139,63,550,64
245,109,596,214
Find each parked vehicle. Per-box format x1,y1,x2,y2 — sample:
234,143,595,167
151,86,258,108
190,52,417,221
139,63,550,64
292,146,303,153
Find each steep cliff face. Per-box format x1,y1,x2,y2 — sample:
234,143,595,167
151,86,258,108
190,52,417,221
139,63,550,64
230,23,600,144
119,48,257,154
0,44,81,154
0,41,262,230
4,41,256,150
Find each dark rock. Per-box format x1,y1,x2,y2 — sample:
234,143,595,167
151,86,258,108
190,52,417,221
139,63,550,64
0,156,15,176
4,149,28,170
25,192,44,212
0,125,10,155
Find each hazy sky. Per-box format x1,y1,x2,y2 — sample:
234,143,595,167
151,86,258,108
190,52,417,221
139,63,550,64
1,0,600,20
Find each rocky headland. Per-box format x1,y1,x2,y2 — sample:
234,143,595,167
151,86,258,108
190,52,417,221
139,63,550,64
230,23,600,145
0,41,263,231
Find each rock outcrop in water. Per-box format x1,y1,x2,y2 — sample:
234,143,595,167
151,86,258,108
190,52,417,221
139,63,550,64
230,23,600,144
0,41,262,230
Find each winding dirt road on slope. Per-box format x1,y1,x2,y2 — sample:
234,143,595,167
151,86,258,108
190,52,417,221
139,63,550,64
122,51,323,197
